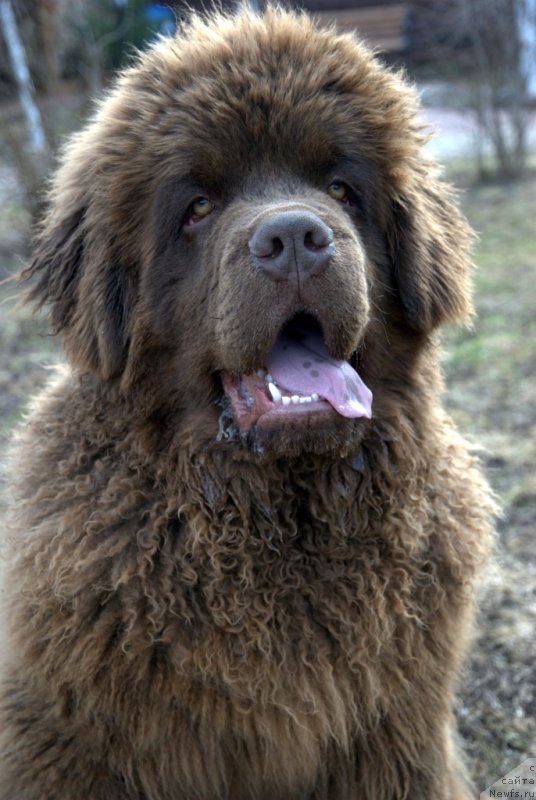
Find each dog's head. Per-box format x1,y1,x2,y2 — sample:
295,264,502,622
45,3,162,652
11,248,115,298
26,9,473,457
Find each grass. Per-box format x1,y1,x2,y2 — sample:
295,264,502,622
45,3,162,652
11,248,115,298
439,174,536,788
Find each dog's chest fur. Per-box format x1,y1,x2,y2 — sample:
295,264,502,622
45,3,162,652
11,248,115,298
5,375,490,798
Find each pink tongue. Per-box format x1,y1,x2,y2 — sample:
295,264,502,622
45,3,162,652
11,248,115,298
266,332,372,418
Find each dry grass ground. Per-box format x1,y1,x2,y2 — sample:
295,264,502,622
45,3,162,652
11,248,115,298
0,149,534,794
442,173,536,789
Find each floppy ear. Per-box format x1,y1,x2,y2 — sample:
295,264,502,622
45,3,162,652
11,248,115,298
388,177,474,332
24,205,132,380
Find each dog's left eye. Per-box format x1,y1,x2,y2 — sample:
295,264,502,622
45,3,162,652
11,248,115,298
327,181,349,203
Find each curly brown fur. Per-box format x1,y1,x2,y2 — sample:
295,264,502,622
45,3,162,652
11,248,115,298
1,8,495,800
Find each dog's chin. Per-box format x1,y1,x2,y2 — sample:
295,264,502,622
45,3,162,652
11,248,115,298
245,412,369,459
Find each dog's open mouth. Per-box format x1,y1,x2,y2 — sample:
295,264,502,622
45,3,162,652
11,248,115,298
220,315,372,433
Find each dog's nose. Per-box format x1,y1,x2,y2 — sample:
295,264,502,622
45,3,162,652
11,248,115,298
248,211,335,282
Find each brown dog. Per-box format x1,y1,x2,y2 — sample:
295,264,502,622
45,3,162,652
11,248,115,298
1,9,495,800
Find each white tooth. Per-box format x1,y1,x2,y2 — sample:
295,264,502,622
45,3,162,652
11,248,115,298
268,382,282,403
265,374,274,383
256,369,267,378
291,395,300,404
282,396,291,406
299,396,308,404
311,393,319,402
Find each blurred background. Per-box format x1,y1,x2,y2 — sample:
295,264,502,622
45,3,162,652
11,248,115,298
0,0,534,791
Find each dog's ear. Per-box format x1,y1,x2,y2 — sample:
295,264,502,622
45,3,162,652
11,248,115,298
24,202,132,380
388,176,474,332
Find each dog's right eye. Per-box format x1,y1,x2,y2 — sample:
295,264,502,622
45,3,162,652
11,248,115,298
186,197,214,226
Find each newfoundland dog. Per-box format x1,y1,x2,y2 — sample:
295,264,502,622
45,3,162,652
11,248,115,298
1,8,495,800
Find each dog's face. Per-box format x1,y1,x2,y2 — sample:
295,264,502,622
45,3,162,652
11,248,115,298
152,168,371,453
27,10,473,457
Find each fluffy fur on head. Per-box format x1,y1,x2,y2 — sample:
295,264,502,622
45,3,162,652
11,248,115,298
1,8,494,800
